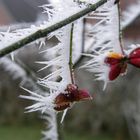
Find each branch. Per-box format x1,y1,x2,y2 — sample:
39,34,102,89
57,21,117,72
118,2,124,54
0,0,107,58
69,23,75,84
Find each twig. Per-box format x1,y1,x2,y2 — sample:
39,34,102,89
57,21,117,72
118,2,124,54
69,23,75,84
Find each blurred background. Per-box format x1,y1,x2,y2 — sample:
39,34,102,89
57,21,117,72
0,0,140,140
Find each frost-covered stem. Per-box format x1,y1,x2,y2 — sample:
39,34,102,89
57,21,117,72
69,23,75,84
16,60,59,140
42,111,58,140
118,2,124,55
0,0,107,58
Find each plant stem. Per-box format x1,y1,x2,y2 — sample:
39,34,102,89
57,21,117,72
0,0,107,58
69,23,75,84
117,2,124,55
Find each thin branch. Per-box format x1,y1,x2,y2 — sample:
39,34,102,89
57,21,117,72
69,23,75,84
118,2,124,54
0,0,107,58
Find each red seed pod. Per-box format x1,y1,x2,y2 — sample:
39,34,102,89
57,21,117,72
109,63,127,80
105,52,124,66
54,84,92,111
129,58,140,68
129,48,140,68
129,48,140,59
105,52,127,81
105,57,121,66
109,64,122,80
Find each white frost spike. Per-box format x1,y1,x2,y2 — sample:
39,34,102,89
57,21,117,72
42,111,58,140
0,25,41,50
38,25,72,91
20,87,56,113
83,2,121,89
61,109,68,123
88,4,121,53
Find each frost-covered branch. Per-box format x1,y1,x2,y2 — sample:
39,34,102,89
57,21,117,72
42,111,58,140
0,0,107,58
0,57,44,91
0,57,59,140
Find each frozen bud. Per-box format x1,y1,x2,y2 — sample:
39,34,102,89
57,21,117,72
129,47,140,68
